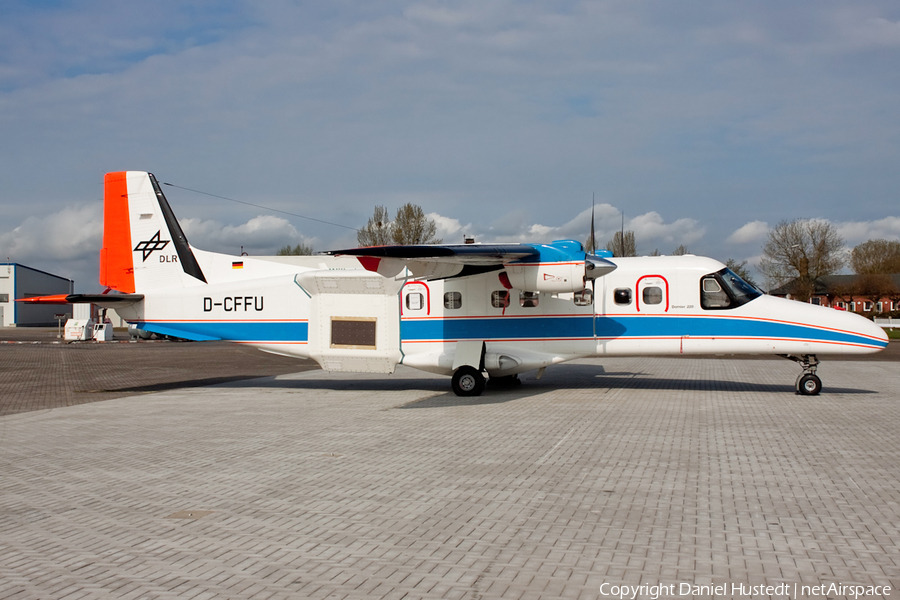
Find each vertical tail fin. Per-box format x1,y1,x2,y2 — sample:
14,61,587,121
100,171,206,293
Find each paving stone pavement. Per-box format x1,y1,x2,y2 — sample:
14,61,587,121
0,337,309,417
1,357,898,600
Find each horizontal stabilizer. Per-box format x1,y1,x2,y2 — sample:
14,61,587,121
18,293,144,306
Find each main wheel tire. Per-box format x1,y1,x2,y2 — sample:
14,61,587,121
797,373,822,396
452,366,485,397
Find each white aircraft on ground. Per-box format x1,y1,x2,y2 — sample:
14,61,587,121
25,172,888,396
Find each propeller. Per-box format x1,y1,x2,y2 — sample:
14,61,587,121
584,194,616,301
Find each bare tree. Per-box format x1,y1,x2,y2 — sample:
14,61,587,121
672,245,689,256
759,219,844,302
357,205,393,247
850,239,900,274
276,243,313,256
855,273,898,312
391,203,442,245
830,281,855,309
606,231,636,257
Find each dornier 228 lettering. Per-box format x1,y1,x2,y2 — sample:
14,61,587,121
203,296,264,312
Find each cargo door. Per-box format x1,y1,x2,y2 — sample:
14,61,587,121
295,270,403,373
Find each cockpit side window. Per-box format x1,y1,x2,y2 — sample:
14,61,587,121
701,277,730,309
700,268,762,310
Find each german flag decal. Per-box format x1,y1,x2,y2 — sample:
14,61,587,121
232,261,244,269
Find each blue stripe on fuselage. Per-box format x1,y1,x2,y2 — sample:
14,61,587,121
400,314,885,348
133,315,885,349
135,321,308,342
401,316,597,341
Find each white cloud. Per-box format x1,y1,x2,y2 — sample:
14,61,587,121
0,204,101,262
425,205,704,254
427,213,473,243
835,216,900,244
627,212,705,250
726,220,769,244
181,215,317,255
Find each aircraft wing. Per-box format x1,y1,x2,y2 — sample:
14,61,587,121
328,241,616,285
329,244,543,279
328,244,539,265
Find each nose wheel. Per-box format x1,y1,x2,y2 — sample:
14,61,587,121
796,373,822,395
780,354,822,396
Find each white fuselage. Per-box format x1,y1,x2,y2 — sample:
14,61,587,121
119,252,888,378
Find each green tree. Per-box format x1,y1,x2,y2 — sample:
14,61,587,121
606,231,636,257
759,219,844,302
276,243,313,256
850,239,900,274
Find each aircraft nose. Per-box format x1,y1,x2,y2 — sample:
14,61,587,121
869,318,890,343
844,310,889,347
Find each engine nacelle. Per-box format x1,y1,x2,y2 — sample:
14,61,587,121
504,261,586,293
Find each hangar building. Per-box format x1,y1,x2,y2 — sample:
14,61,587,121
0,263,74,327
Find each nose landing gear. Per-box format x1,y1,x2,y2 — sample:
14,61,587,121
780,354,822,395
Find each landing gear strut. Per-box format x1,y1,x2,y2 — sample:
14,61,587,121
780,354,822,396
451,366,485,397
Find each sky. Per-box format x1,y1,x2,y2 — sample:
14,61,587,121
1,0,899,292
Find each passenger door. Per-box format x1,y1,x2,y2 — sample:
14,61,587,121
636,275,669,314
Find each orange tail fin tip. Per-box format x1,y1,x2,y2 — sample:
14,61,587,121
100,172,135,293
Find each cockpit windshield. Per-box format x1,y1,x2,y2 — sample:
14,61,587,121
700,268,762,310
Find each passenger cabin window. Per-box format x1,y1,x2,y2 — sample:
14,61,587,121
519,291,539,308
700,268,762,311
444,291,462,310
406,292,423,311
614,288,632,305
573,289,592,306
642,286,663,305
491,290,509,308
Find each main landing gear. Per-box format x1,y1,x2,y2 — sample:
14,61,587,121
451,366,486,397
451,369,524,397
780,354,822,396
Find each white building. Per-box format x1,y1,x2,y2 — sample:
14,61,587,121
0,263,74,327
